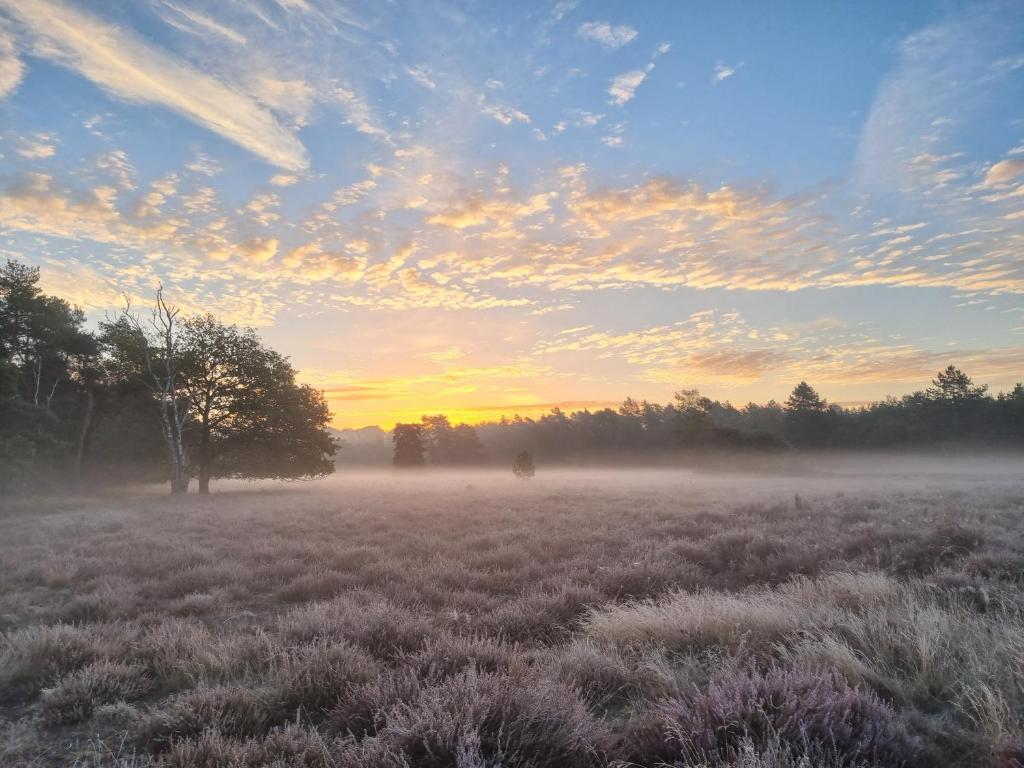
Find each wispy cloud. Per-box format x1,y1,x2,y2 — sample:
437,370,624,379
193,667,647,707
608,69,646,105
159,1,247,46
0,23,22,97
0,0,309,170
481,103,531,125
16,132,55,158
405,65,437,89
269,173,300,187
272,0,312,14
608,44,669,106
577,20,637,50
334,85,392,142
853,7,1013,192
712,61,740,83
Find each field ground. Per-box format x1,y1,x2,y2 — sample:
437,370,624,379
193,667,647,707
2,455,1024,767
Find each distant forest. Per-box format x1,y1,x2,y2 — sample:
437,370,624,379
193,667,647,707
341,369,1024,467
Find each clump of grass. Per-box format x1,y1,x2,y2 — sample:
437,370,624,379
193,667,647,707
540,639,643,706
152,724,343,768
271,639,381,717
886,524,985,577
329,667,423,737
276,597,436,660
40,661,151,725
654,666,917,766
134,685,276,752
133,618,279,689
344,668,606,768
404,633,519,680
478,583,605,642
582,572,899,655
0,623,126,696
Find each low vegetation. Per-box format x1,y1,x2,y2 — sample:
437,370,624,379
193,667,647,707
1,466,1023,766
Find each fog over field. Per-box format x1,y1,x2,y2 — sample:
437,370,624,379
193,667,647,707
209,453,1024,512
3,455,1024,767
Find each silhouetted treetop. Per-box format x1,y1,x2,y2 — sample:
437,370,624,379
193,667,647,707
785,382,827,413
927,365,988,403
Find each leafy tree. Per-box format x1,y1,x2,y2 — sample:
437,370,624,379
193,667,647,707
177,314,335,493
0,260,97,492
0,260,94,411
393,423,426,467
103,296,335,494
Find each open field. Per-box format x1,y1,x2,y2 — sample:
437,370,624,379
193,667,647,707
2,457,1024,767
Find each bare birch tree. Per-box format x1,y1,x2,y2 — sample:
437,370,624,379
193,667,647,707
114,287,192,494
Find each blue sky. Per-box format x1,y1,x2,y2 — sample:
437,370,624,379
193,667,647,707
0,0,1022,426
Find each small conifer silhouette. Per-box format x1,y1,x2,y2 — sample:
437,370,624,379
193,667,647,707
512,450,535,479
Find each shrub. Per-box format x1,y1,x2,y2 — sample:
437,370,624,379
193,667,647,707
993,738,1024,768
0,623,123,696
542,639,641,705
155,724,343,768
276,598,435,660
479,584,603,643
655,667,917,766
40,661,151,725
134,685,276,752
350,669,605,768
404,634,519,680
887,525,984,577
329,668,422,737
512,451,535,479
272,639,380,718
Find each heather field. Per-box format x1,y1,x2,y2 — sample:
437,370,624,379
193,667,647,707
3,458,1024,768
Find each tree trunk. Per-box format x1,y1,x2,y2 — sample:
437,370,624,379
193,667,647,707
198,437,210,494
73,386,94,486
170,469,190,494
197,413,211,494
158,395,190,495
33,357,41,406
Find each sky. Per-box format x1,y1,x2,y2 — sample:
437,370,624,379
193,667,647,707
0,0,1022,428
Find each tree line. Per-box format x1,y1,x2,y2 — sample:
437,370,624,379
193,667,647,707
5,259,1021,488
0,260,335,495
386,370,1024,467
